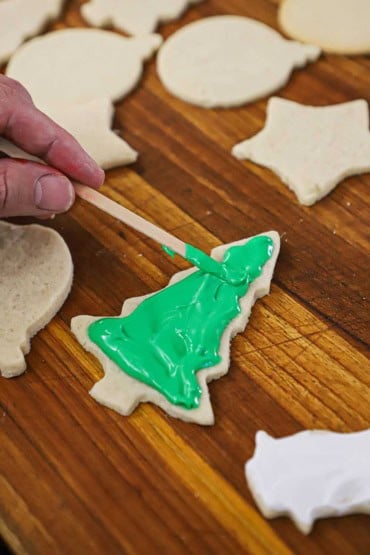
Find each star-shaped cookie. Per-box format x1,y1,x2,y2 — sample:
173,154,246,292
232,98,370,205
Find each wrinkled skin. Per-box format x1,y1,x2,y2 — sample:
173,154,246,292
0,75,105,218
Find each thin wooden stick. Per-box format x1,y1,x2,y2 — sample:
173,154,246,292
74,183,187,258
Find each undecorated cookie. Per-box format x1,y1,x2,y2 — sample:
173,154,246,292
7,29,162,110
6,29,162,169
246,429,370,534
0,221,73,378
279,0,370,55
0,98,138,170
72,232,280,425
82,0,203,36
232,98,370,206
157,15,320,108
0,0,63,65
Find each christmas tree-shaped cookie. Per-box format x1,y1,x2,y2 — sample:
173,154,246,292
71,232,280,425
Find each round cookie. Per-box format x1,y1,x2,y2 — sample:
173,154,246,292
279,0,370,55
157,15,320,108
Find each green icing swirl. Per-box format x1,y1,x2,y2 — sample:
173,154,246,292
88,236,274,409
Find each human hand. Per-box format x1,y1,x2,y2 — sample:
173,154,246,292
0,75,105,218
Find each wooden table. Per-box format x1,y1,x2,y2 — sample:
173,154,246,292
1,1,369,553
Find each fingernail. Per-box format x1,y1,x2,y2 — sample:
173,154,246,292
34,174,75,212
83,159,105,188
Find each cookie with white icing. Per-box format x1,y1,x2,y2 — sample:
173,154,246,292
0,221,73,378
72,232,280,425
246,429,370,534
0,0,63,65
232,98,370,206
82,0,204,36
157,16,320,108
6,29,162,169
279,0,370,55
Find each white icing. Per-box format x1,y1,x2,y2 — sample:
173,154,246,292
232,98,370,205
246,429,370,534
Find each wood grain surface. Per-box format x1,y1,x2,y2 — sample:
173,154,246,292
1,1,369,554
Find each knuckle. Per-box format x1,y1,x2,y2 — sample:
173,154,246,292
0,75,32,105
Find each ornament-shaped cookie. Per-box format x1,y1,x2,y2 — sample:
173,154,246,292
232,98,370,205
279,0,370,55
157,16,320,108
246,429,370,534
6,29,162,169
0,221,73,378
72,232,280,425
82,0,204,36
0,0,63,65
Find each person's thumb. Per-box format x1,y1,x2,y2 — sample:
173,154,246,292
0,158,75,218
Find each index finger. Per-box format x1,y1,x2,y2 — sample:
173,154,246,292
0,75,105,188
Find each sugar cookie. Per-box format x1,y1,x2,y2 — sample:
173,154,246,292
0,99,138,170
246,429,370,534
232,98,370,205
7,29,162,111
72,232,280,425
279,0,370,55
157,15,320,108
0,0,63,65
0,221,73,378
6,29,161,169
82,0,203,36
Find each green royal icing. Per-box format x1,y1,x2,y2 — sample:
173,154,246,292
162,243,247,285
88,236,274,410
185,244,245,285
161,245,176,258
